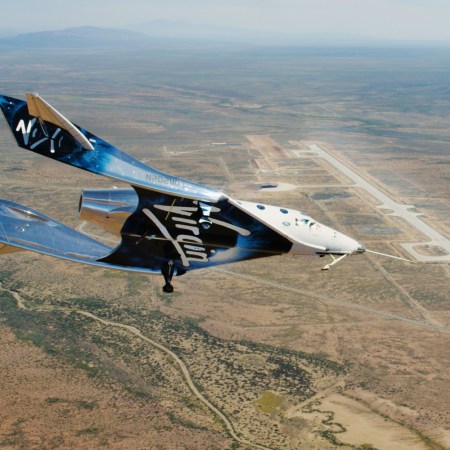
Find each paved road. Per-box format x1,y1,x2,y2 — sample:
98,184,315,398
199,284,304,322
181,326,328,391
308,144,450,263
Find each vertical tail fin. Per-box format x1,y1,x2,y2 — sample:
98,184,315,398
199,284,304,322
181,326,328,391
25,93,94,150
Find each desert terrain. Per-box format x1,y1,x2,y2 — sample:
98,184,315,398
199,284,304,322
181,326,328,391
0,42,449,449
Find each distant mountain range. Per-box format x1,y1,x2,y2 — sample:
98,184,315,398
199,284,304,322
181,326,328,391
126,20,278,43
1,24,448,48
126,20,390,46
1,23,276,47
1,26,151,48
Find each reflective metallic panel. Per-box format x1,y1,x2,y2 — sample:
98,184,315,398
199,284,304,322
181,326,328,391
79,188,138,235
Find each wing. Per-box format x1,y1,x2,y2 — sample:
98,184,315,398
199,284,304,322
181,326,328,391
0,199,156,274
0,94,225,203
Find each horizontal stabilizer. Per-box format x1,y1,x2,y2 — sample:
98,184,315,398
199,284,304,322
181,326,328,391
26,92,94,150
0,199,155,274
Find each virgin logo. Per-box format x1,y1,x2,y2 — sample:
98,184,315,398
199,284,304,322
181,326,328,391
143,202,250,267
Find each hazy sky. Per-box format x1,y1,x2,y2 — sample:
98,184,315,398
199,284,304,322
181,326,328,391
3,0,450,41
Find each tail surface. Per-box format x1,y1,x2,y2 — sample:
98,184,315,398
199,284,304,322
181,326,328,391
0,93,224,203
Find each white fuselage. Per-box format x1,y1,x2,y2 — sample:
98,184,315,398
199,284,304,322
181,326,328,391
230,199,363,256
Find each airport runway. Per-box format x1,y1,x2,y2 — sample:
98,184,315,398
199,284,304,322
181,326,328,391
307,144,450,263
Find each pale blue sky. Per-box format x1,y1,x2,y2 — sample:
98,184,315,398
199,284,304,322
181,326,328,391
2,0,450,41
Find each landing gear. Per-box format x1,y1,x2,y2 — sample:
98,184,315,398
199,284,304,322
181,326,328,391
161,260,175,293
321,253,347,270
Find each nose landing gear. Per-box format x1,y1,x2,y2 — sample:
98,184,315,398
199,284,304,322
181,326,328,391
321,253,347,270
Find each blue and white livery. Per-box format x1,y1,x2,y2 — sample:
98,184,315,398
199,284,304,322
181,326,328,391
0,93,364,292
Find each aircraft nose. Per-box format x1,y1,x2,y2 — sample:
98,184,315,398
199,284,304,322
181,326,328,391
331,232,363,255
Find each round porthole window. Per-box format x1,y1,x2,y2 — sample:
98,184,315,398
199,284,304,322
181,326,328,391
283,221,290,226
257,204,265,210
